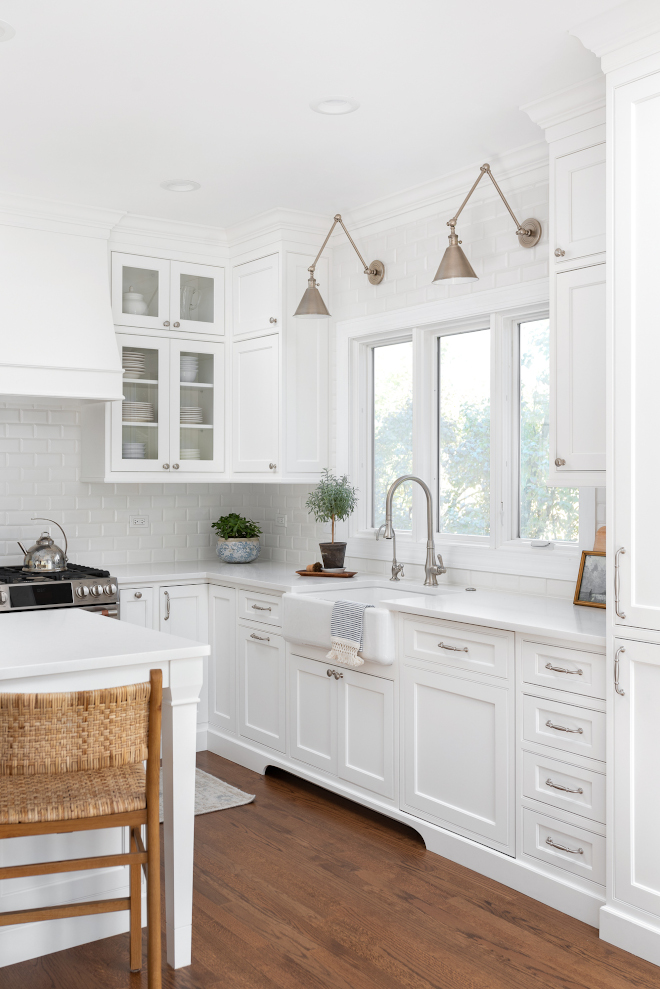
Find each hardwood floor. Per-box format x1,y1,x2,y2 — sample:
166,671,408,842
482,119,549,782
3,751,658,989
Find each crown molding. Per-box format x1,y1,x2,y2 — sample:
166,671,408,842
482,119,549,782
520,75,605,133
571,0,660,72
110,212,229,259
225,207,332,254
0,192,125,239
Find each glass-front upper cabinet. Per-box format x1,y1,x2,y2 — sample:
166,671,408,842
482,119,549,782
170,341,225,473
112,253,224,335
111,336,170,472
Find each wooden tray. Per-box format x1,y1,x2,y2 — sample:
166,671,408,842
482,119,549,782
295,570,358,578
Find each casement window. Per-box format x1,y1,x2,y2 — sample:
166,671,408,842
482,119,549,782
372,340,413,531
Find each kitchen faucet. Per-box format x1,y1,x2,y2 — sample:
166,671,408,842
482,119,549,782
382,475,446,586
376,523,404,581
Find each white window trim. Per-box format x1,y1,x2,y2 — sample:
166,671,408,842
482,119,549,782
335,281,591,580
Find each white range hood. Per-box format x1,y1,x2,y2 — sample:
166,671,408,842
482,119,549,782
0,195,124,401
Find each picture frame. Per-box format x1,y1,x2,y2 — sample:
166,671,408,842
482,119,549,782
574,550,606,608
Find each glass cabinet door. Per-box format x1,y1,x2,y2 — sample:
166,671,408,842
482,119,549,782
170,261,224,335
111,253,170,330
169,342,224,473
112,336,170,472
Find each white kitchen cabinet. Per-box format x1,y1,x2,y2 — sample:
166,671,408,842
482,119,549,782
402,663,513,851
232,334,279,473
119,585,155,628
208,584,237,734
554,144,606,265
112,252,224,335
160,582,209,730
238,622,286,752
612,639,660,917
288,652,394,799
232,254,280,337
552,264,606,479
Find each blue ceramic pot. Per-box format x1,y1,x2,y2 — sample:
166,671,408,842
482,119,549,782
215,537,261,564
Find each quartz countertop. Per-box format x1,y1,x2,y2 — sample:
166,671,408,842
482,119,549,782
0,609,210,680
112,559,360,593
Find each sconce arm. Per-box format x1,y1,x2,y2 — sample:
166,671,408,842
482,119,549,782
308,214,378,278
448,163,531,238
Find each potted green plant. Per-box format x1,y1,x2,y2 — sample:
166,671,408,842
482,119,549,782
212,513,262,564
306,468,358,569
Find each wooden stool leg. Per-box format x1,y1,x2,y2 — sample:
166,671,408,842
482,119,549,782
146,804,162,988
129,828,142,972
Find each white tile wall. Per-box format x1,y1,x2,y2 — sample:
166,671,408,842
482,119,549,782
0,403,329,569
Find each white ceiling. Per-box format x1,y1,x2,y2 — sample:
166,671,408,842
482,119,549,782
0,0,617,228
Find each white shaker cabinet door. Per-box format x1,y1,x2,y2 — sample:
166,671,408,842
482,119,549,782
338,667,394,799
232,334,279,473
553,264,606,479
288,653,337,774
208,585,237,734
612,639,660,918
119,586,155,628
232,253,280,337
554,143,606,265
238,623,286,752
160,583,209,729
402,664,513,851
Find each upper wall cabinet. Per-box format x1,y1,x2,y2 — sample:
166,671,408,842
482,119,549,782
554,144,606,266
112,252,224,336
232,254,280,337
232,334,279,473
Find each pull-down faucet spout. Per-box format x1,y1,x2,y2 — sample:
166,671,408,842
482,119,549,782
383,475,446,586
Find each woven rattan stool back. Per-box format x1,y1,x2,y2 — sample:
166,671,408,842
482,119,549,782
0,682,151,777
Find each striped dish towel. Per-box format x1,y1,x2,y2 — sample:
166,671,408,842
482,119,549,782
326,599,374,667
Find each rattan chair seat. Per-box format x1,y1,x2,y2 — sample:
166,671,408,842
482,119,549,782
0,763,147,824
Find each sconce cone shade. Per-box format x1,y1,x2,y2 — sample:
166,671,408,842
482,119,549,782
293,275,331,318
432,231,478,283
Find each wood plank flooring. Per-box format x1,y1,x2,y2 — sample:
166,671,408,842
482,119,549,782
3,751,658,989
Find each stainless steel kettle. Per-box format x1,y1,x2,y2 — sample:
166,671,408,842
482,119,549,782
19,518,69,573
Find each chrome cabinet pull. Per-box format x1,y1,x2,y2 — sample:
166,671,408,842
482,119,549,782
615,547,626,619
252,604,272,611
438,641,468,653
546,837,583,855
554,457,566,466
172,463,179,469
162,463,170,470
269,317,277,324
545,662,583,675
134,591,142,599
614,645,626,696
250,632,270,641
173,321,180,327
164,589,170,620
545,719,583,734
326,669,343,679
269,462,277,470
545,778,583,794
163,321,170,327
554,247,566,257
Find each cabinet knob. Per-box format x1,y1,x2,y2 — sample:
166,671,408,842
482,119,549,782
554,248,566,257
163,321,170,327
134,591,142,599
269,462,277,470
554,458,566,467
172,463,179,469
162,463,170,470
269,317,277,324
173,321,180,327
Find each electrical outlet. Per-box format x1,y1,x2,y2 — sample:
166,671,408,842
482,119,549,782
275,514,287,526
130,515,149,529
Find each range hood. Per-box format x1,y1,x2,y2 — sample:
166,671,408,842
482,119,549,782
0,196,124,401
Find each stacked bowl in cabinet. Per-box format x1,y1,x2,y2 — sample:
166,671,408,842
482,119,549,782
519,639,606,892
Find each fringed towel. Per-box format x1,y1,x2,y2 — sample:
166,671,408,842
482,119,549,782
326,599,374,667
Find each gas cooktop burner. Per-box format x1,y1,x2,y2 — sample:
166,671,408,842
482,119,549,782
0,563,111,584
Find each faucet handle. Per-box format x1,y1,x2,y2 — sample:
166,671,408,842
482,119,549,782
390,563,404,581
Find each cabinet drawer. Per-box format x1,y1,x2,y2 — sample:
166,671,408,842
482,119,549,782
522,640,605,699
403,618,512,679
523,695,605,762
238,588,282,626
119,586,155,628
523,808,605,885
522,750,605,824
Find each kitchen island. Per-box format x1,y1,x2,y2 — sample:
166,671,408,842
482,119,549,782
0,609,209,970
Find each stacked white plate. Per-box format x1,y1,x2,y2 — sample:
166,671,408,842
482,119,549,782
122,351,146,379
123,401,154,422
180,355,199,383
180,407,203,424
122,442,146,459
180,448,201,460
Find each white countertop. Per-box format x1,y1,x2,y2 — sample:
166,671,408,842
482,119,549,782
112,559,357,593
0,609,210,680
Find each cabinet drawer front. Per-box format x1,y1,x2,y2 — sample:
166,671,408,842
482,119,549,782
522,750,605,824
522,641,605,699
403,619,512,679
119,586,155,628
238,588,282,626
523,695,605,762
523,808,605,885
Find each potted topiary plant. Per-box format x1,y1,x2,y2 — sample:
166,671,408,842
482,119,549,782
306,468,358,570
212,513,262,564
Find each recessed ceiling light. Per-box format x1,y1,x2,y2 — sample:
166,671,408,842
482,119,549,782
0,21,16,42
310,97,359,115
161,179,201,192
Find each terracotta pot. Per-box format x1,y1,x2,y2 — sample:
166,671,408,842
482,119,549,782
319,541,347,569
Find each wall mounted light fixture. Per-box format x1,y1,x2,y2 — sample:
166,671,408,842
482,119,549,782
294,214,385,317
433,163,542,283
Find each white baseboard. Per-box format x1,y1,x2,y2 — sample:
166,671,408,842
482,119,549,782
600,904,660,967
207,728,604,928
